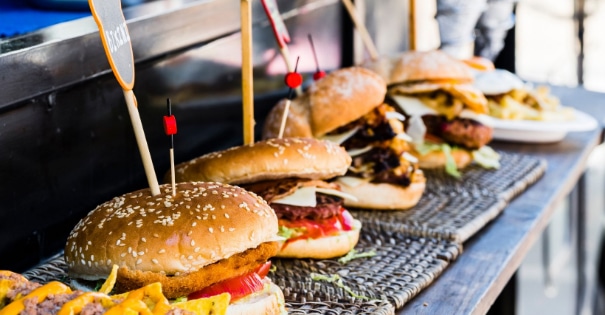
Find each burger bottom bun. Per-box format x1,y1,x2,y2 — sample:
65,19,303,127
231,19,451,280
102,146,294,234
276,222,361,259
228,280,286,315
412,148,472,169
338,179,426,210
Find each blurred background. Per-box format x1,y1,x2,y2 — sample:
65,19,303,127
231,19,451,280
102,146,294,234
1,0,604,314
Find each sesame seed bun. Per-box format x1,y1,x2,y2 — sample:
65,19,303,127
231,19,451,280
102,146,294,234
385,50,475,84
172,137,351,185
261,67,387,139
65,182,278,281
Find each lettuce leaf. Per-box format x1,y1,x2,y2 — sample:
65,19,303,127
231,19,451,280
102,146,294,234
415,142,461,178
277,225,304,240
472,146,501,169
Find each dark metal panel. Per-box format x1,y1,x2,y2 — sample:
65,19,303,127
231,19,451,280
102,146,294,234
0,0,343,271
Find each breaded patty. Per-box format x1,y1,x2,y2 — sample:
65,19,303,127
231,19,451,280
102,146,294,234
115,241,279,299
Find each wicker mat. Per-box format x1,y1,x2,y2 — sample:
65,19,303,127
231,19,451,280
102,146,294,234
424,151,547,202
21,223,460,313
17,151,541,313
351,152,546,243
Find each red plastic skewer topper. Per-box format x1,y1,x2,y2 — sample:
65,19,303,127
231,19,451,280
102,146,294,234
261,0,291,49
284,57,302,94
164,99,177,138
308,34,326,81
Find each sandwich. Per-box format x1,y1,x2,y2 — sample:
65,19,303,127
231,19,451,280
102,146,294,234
64,181,287,315
262,67,426,210
474,68,574,122
0,270,230,314
363,50,500,177
172,137,362,259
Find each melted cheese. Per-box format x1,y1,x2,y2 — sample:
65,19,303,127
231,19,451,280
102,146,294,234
320,127,359,145
272,186,358,207
459,109,494,127
391,95,437,116
347,145,373,157
335,176,372,188
385,111,406,121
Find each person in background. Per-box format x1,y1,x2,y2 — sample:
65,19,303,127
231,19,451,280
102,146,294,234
436,0,517,61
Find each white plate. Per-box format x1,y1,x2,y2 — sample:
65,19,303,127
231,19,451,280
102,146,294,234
488,108,599,143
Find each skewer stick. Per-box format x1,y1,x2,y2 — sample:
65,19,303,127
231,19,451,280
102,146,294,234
124,90,160,196
341,0,379,61
277,99,291,139
164,99,177,197
409,0,417,50
278,57,302,138
308,34,326,80
241,0,255,145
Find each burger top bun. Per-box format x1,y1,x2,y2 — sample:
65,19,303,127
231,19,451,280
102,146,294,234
65,182,278,280
173,137,351,185
307,67,387,137
388,50,474,84
262,67,387,139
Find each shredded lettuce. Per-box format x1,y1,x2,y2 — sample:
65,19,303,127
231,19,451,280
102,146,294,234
338,249,377,264
173,296,188,303
277,225,304,240
415,142,461,178
441,144,462,178
310,273,369,300
472,146,501,169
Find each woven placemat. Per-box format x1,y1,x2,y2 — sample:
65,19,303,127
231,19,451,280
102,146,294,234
21,223,460,313
272,223,461,310
351,194,507,242
424,151,547,202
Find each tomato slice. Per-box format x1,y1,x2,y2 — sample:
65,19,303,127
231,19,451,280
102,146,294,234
187,262,270,302
255,261,272,279
280,207,356,244
339,209,355,231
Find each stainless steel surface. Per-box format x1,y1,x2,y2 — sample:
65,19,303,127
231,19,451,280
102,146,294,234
0,0,345,271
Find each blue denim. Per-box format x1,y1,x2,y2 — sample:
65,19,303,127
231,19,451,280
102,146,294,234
436,0,516,60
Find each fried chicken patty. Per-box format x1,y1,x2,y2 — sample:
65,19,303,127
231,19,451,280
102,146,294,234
115,241,279,299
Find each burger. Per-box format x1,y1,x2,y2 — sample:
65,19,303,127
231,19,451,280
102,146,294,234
363,50,500,177
172,137,362,259
262,67,426,210
0,270,230,314
64,181,287,315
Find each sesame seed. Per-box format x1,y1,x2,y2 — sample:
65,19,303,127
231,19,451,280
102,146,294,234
224,213,230,219
91,255,95,261
141,238,146,243
229,227,235,232
209,227,214,233
194,247,200,252
191,240,195,246
121,253,126,257
158,249,166,254
136,259,142,265
138,251,144,256
152,259,159,264
192,222,197,227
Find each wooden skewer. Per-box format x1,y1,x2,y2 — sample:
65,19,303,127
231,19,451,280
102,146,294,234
409,0,417,50
123,89,160,196
277,99,291,139
241,0,255,145
341,0,379,61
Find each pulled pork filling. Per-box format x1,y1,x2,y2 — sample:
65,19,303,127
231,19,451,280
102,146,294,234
328,103,416,187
